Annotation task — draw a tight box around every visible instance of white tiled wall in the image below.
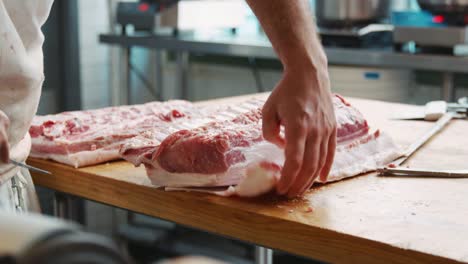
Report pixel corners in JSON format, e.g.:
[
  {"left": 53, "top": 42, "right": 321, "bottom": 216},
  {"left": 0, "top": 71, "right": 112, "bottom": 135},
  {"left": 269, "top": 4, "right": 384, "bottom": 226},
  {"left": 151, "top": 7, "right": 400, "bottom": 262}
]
[
  {"left": 78, "top": 0, "right": 113, "bottom": 110},
  {"left": 77, "top": 0, "right": 278, "bottom": 109}
]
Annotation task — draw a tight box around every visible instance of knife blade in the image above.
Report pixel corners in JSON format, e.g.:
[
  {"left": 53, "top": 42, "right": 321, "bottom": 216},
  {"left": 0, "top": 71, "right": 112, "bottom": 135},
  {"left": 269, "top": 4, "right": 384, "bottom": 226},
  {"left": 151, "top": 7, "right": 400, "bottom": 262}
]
[{"left": 9, "top": 159, "right": 51, "bottom": 175}]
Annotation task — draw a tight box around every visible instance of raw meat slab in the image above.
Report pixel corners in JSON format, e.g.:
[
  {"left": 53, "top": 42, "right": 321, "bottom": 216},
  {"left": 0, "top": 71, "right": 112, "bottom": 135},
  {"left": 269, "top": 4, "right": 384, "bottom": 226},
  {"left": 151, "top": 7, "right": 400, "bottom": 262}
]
[
  {"left": 29, "top": 100, "right": 198, "bottom": 167},
  {"left": 142, "top": 95, "right": 401, "bottom": 197}
]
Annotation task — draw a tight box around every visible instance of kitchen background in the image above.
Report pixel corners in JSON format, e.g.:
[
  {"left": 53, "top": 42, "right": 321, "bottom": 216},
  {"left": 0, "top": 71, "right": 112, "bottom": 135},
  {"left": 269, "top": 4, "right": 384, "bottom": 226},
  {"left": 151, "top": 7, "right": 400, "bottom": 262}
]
[
  {"left": 35, "top": 0, "right": 468, "bottom": 263},
  {"left": 39, "top": 0, "right": 468, "bottom": 115}
]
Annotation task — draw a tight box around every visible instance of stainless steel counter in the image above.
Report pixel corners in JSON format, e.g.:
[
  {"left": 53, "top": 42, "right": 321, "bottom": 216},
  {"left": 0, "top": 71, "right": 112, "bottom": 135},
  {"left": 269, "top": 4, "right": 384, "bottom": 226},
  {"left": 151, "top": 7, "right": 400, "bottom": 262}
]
[{"left": 99, "top": 32, "right": 468, "bottom": 103}]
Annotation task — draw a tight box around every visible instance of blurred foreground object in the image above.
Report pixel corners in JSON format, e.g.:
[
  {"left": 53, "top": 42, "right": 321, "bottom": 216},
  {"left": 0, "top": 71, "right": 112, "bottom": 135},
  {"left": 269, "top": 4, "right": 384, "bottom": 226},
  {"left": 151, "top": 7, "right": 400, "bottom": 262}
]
[{"left": 0, "top": 212, "right": 129, "bottom": 264}]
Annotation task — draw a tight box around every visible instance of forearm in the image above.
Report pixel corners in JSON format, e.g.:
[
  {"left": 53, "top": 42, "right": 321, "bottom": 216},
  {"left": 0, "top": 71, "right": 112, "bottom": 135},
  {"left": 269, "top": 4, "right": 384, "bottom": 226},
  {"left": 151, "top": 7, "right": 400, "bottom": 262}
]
[{"left": 245, "top": 0, "right": 326, "bottom": 72}]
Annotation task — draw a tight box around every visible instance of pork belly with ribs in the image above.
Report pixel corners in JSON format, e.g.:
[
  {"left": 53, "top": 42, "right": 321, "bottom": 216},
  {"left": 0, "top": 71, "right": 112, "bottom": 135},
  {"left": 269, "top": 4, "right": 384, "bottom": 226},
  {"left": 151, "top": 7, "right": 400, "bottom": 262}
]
[
  {"left": 139, "top": 95, "right": 401, "bottom": 197},
  {"left": 29, "top": 101, "right": 198, "bottom": 167}
]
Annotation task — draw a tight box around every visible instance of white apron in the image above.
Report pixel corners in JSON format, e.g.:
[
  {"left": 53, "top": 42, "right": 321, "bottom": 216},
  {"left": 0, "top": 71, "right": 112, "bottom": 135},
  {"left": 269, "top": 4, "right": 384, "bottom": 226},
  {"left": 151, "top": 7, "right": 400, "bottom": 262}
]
[{"left": 0, "top": 0, "right": 53, "bottom": 212}]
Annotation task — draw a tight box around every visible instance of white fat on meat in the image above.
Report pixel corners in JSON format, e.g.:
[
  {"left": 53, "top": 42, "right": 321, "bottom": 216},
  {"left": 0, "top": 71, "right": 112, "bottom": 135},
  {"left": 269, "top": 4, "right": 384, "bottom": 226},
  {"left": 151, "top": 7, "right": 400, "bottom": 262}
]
[
  {"left": 143, "top": 95, "right": 402, "bottom": 197},
  {"left": 30, "top": 98, "right": 265, "bottom": 168},
  {"left": 30, "top": 100, "right": 200, "bottom": 167},
  {"left": 165, "top": 162, "right": 280, "bottom": 197},
  {"left": 326, "top": 130, "right": 401, "bottom": 182},
  {"left": 156, "top": 130, "right": 402, "bottom": 197},
  {"left": 29, "top": 148, "right": 120, "bottom": 168},
  {"left": 233, "top": 162, "right": 280, "bottom": 197},
  {"left": 120, "top": 98, "right": 266, "bottom": 167}
]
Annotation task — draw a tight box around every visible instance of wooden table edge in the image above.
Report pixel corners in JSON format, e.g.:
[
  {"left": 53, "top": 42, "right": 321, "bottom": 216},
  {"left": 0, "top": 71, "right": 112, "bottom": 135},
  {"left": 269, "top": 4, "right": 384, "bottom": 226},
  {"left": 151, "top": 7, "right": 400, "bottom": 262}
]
[{"left": 28, "top": 158, "right": 463, "bottom": 264}]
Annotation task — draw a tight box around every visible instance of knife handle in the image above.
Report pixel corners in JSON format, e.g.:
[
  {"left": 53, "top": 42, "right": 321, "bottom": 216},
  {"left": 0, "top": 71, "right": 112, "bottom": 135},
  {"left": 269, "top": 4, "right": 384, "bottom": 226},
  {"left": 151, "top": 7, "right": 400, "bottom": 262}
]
[{"left": 424, "top": 101, "right": 447, "bottom": 121}]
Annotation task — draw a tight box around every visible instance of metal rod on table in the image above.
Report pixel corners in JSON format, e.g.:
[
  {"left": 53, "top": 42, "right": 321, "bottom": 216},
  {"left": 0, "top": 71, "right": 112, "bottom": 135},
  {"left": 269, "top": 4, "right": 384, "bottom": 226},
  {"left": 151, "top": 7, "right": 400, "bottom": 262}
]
[
  {"left": 176, "top": 51, "right": 190, "bottom": 100},
  {"left": 392, "top": 112, "right": 455, "bottom": 167},
  {"left": 378, "top": 167, "right": 468, "bottom": 178},
  {"left": 442, "top": 72, "right": 455, "bottom": 102},
  {"left": 255, "top": 246, "right": 273, "bottom": 264}
]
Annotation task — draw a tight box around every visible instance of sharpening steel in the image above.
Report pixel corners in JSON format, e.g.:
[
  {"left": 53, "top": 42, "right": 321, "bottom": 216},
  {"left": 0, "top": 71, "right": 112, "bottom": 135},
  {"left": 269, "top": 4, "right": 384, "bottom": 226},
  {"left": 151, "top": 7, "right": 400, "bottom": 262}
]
[
  {"left": 391, "top": 112, "right": 455, "bottom": 167},
  {"left": 379, "top": 112, "right": 458, "bottom": 178},
  {"left": 377, "top": 167, "right": 468, "bottom": 178},
  {"left": 9, "top": 159, "right": 51, "bottom": 175}
]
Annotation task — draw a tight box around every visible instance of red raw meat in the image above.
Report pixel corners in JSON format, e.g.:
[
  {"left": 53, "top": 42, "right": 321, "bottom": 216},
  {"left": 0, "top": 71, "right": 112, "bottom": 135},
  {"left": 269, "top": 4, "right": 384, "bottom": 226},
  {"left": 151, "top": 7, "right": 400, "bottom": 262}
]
[
  {"left": 30, "top": 98, "right": 265, "bottom": 168},
  {"left": 153, "top": 95, "right": 369, "bottom": 174},
  {"left": 143, "top": 95, "right": 401, "bottom": 197},
  {"left": 119, "top": 98, "right": 265, "bottom": 166},
  {"left": 29, "top": 93, "right": 401, "bottom": 198},
  {"left": 29, "top": 100, "right": 199, "bottom": 167},
  {"left": 155, "top": 108, "right": 264, "bottom": 174}
]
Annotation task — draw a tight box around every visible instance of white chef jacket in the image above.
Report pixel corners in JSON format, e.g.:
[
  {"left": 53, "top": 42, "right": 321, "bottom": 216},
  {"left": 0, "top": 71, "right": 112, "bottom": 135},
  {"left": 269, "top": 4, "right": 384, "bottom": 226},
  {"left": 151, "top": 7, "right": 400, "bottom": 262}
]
[{"left": 0, "top": 0, "right": 53, "bottom": 212}]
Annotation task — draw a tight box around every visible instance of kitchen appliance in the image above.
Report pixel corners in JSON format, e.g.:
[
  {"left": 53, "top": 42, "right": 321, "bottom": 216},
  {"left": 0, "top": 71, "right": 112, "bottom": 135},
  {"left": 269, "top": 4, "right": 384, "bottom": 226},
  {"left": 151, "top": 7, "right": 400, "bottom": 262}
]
[
  {"left": 314, "top": 0, "right": 393, "bottom": 48},
  {"left": 318, "top": 24, "right": 393, "bottom": 48},
  {"left": 116, "top": 0, "right": 246, "bottom": 35},
  {"left": 417, "top": 0, "right": 468, "bottom": 14},
  {"left": 393, "top": 0, "right": 468, "bottom": 55},
  {"left": 116, "top": 0, "right": 180, "bottom": 32},
  {"left": 315, "top": 0, "right": 392, "bottom": 28}
]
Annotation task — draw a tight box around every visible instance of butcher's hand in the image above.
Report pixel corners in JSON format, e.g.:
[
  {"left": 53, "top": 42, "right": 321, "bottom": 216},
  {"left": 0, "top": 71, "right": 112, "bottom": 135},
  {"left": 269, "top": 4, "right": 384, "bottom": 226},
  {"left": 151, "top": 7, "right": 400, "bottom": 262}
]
[
  {"left": 0, "top": 111, "right": 10, "bottom": 164},
  {"left": 262, "top": 62, "right": 337, "bottom": 198}
]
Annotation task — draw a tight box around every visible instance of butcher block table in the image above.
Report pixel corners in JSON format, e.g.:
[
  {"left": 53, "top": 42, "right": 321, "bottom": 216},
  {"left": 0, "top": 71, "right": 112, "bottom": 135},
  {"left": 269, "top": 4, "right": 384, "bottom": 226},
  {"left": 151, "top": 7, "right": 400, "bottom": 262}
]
[{"left": 28, "top": 94, "right": 468, "bottom": 264}]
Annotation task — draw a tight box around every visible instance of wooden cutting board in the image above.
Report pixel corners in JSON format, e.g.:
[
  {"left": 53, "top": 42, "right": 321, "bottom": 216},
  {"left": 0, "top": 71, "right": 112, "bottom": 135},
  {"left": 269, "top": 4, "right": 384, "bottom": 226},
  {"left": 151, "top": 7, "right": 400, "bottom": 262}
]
[{"left": 28, "top": 94, "right": 468, "bottom": 264}]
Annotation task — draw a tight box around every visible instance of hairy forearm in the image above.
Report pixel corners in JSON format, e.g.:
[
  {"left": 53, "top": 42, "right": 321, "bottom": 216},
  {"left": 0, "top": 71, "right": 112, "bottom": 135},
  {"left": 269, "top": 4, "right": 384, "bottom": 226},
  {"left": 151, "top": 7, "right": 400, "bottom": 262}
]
[{"left": 245, "top": 0, "right": 326, "bottom": 71}]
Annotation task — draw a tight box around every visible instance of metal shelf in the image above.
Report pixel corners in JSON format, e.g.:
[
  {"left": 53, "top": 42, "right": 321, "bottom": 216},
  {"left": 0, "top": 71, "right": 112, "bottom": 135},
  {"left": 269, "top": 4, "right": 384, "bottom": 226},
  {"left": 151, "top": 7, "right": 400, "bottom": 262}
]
[
  {"left": 100, "top": 33, "right": 468, "bottom": 73},
  {"left": 99, "top": 32, "right": 468, "bottom": 103}
]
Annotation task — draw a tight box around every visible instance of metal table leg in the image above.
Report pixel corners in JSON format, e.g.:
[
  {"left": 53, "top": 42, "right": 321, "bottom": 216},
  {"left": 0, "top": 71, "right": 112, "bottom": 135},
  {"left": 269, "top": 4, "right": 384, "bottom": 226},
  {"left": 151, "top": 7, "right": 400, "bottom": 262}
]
[
  {"left": 442, "top": 72, "right": 455, "bottom": 102},
  {"left": 255, "top": 246, "right": 273, "bottom": 264},
  {"left": 53, "top": 192, "right": 69, "bottom": 219},
  {"left": 109, "top": 46, "right": 120, "bottom": 106},
  {"left": 176, "top": 51, "right": 190, "bottom": 100},
  {"left": 53, "top": 192, "right": 85, "bottom": 225},
  {"left": 111, "top": 46, "right": 130, "bottom": 106},
  {"left": 155, "top": 50, "right": 164, "bottom": 100}
]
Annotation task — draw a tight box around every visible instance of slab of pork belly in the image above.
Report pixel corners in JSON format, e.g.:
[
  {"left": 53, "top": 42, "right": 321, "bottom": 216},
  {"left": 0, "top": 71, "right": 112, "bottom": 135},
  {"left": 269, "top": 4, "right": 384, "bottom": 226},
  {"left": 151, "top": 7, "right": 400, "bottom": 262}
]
[{"left": 142, "top": 95, "right": 401, "bottom": 197}]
